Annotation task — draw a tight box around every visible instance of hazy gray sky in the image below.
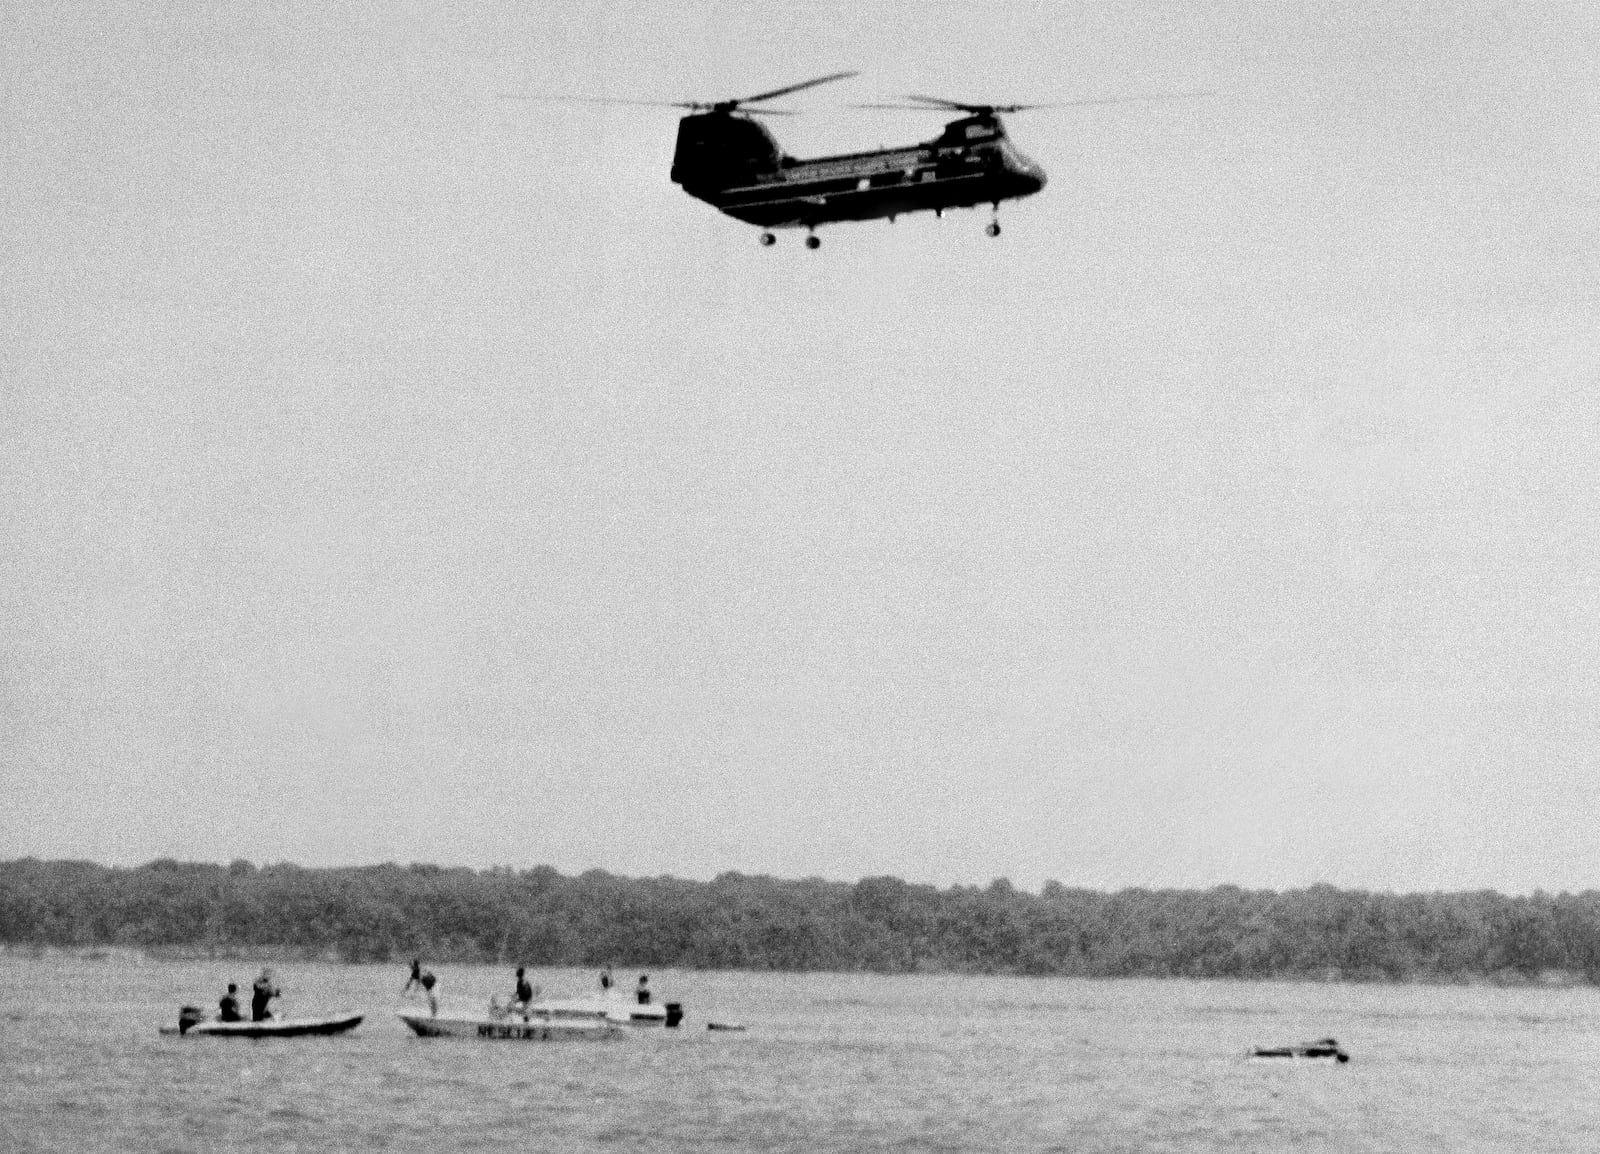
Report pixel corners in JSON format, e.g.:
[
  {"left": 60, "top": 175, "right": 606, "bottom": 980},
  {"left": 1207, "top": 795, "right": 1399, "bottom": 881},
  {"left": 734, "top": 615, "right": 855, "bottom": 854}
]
[{"left": 5, "top": 1, "right": 1599, "bottom": 893}]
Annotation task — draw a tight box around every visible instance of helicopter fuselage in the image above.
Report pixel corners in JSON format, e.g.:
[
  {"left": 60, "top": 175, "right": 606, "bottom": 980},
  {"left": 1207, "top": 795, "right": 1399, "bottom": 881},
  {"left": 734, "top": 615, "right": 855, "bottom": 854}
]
[{"left": 670, "top": 111, "right": 1046, "bottom": 232}]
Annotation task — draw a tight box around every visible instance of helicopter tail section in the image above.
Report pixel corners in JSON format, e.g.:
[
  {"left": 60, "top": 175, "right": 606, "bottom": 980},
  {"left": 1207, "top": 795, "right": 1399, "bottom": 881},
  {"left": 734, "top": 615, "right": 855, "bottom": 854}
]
[{"left": 670, "top": 113, "right": 786, "bottom": 190}]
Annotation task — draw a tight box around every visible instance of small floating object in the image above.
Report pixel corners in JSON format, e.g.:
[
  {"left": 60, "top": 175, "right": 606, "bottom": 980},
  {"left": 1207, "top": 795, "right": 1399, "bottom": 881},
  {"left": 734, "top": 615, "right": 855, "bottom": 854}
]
[
  {"left": 706, "top": 1021, "right": 746, "bottom": 1032},
  {"left": 1248, "top": 1037, "right": 1349, "bottom": 1062}
]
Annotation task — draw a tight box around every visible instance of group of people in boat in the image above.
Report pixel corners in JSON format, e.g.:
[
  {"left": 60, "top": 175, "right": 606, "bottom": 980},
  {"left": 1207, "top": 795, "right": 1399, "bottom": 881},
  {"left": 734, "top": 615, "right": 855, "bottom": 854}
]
[
  {"left": 210, "top": 961, "right": 653, "bottom": 1023},
  {"left": 601, "top": 966, "right": 654, "bottom": 1004},
  {"left": 217, "top": 968, "right": 280, "bottom": 1022},
  {"left": 396, "top": 960, "right": 654, "bottom": 1018},
  {"left": 401, "top": 959, "right": 547, "bottom": 1017}
]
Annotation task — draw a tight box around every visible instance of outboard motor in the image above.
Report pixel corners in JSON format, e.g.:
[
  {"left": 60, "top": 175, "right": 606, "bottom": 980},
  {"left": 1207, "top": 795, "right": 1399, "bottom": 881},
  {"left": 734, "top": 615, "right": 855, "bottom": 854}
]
[
  {"left": 664, "top": 1002, "right": 684, "bottom": 1028},
  {"left": 177, "top": 1005, "right": 205, "bottom": 1035}
]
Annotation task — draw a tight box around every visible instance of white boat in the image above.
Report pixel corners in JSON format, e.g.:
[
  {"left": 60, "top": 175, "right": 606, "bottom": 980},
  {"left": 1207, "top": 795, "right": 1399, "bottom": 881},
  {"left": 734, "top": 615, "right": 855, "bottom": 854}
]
[
  {"left": 529, "top": 994, "right": 683, "bottom": 1028},
  {"left": 397, "top": 1008, "right": 625, "bottom": 1041}
]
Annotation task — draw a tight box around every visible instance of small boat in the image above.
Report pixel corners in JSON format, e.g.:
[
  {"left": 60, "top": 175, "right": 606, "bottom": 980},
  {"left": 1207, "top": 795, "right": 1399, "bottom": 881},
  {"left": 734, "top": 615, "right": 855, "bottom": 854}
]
[
  {"left": 161, "top": 1006, "right": 363, "bottom": 1038},
  {"left": 1248, "top": 1037, "right": 1350, "bottom": 1062},
  {"left": 706, "top": 1021, "right": 746, "bottom": 1032},
  {"left": 397, "top": 1008, "right": 626, "bottom": 1041}
]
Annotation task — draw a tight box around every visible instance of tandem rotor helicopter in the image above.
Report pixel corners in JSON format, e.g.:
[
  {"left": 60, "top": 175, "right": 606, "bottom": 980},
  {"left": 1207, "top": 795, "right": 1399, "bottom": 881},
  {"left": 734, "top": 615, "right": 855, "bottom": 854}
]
[{"left": 516, "top": 72, "right": 1209, "bottom": 248}]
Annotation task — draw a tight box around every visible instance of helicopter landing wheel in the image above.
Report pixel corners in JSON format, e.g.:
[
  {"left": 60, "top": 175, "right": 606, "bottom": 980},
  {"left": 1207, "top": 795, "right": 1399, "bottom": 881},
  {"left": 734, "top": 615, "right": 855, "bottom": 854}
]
[
  {"left": 985, "top": 221, "right": 1001, "bottom": 238},
  {"left": 805, "top": 233, "right": 821, "bottom": 250},
  {"left": 759, "top": 232, "right": 776, "bottom": 247}
]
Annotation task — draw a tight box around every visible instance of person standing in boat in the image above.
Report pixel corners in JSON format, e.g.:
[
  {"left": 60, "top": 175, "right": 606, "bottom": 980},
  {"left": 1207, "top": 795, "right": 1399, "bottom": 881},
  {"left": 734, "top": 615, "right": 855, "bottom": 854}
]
[
  {"left": 250, "top": 968, "right": 279, "bottom": 1022},
  {"left": 600, "top": 967, "right": 613, "bottom": 995},
  {"left": 636, "top": 974, "right": 651, "bottom": 1005},
  {"left": 218, "top": 982, "right": 242, "bottom": 1022},
  {"left": 512, "top": 967, "right": 537, "bottom": 1011},
  {"left": 403, "top": 959, "right": 439, "bottom": 1016},
  {"left": 402, "top": 958, "right": 429, "bottom": 995}
]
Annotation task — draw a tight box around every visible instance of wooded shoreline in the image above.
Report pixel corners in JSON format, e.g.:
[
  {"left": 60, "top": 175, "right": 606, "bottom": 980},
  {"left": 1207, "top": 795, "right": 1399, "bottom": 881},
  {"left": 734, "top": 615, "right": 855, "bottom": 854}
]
[{"left": 5, "top": 858, "right": 1597, "bottom": 985}]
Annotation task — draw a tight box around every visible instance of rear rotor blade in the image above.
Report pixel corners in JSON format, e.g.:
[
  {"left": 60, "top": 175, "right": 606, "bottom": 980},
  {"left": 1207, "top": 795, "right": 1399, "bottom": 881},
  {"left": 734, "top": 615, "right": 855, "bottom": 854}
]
[
  {"left": 882, "top": 89, "right": 1215, "bottom": 115},
  {"left": 1013, "top": 89, "right": 1216, "bottom": 111}
]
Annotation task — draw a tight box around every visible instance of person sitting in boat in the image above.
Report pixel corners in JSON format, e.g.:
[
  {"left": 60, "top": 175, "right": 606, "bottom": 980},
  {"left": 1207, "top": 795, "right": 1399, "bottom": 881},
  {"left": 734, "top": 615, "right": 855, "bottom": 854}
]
[
  {"left": 218, "top": 983, "right": 242, "bottom": 1023},
  {"left": 636, "top": 974, "right": 651, "bottom": 1005},
  {"left": 251, "top": 969, "right": 280, "bottom": 1022}
]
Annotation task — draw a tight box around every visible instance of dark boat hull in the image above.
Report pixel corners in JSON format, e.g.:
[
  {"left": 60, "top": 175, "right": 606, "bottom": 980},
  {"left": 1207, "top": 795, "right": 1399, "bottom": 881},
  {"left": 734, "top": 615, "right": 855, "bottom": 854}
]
[
  {"left": 161, "top": 1013, "right": 363, "bottom": 1038},
  {"left": 1249, "top": 1038, "right": 1350, "bottom": 1062}
]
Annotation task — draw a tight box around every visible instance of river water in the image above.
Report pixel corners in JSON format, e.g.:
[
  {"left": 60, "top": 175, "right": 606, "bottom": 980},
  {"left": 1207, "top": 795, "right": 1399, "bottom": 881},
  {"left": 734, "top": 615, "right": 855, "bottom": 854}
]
[{"left": 6, "top": 954, "right": 1599, "bottom": 1152}]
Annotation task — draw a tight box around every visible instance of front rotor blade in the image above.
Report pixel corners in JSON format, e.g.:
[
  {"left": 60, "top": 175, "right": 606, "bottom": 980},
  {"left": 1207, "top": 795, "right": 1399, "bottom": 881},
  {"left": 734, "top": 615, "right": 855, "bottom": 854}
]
[
  {"left": 737, "top": 71, "right": 858, "bottom": 106},
  {"left": 903, "top": 94, "right": 984, "bottom": 112},
  {"left": 497, "top": 94, "right": 705, "bottom": 110}
]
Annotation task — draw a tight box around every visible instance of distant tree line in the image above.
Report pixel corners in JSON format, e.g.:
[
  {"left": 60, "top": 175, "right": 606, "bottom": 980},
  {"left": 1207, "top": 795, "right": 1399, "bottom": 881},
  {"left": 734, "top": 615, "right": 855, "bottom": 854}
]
[{"left": 3, "top": 858, "right": 1599, "bottom": 984}]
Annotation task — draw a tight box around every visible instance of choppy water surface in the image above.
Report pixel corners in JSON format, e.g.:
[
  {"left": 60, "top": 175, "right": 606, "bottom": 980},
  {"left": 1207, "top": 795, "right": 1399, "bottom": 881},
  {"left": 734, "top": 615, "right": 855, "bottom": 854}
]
[{"left": 6, "top": 955, "right": 1599, "bottom": 1152}]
